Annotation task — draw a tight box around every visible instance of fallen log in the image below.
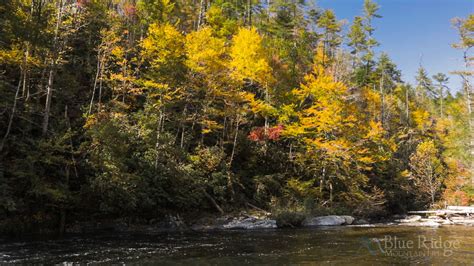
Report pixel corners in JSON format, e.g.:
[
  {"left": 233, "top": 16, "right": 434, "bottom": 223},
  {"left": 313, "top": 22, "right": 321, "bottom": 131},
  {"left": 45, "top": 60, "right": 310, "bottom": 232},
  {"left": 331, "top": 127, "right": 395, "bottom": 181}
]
[
  {"left": 447, "top": 206, "right": 474, "bottom": 212},
  {"left": 408, "top": 210, "right": 471, "bottom": 215}
]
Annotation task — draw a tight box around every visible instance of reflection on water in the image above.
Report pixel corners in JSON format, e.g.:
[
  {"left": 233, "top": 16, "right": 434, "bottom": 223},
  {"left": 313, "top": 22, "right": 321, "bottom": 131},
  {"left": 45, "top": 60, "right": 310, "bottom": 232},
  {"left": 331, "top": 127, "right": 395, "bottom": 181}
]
[{"left": 1, "top": 226, "right": 474, "bottom": 264}]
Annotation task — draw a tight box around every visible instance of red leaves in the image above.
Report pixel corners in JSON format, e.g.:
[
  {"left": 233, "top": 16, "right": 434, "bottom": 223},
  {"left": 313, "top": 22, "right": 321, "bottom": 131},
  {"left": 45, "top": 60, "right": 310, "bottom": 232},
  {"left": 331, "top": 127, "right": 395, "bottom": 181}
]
[
  {"left": 124, "top": 3, "right": 137, "bottom": 18},
  {"left": 76, "top": 0, "right": 89, "bottom": 8},
  {"left": 248, "top": 127, "right": 264, "bottom": 141},
  {"left": 268, "top": 124, "right": 284, "bottom": 140},
  {"left": 248, "top": 125, "right": 284, "bottom": 141}
]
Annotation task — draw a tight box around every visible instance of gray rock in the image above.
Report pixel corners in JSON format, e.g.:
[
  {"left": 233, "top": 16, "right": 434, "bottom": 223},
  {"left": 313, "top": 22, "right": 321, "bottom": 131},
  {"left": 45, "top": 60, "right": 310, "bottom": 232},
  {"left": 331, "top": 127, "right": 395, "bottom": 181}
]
[
  {"left": 303, "top": 215, "right": 354, "bottom": 226},
  {"left": 403, "top": 221, "right": 441, "bottom": 227},
  {"left": 190, "top": 224, "right": 220, "bottom": 231},
  {"left": 223, "top": 217, "right": 277, "bottom": 229},
  {"left": 341, "top": 216, "right": 355, "bottom": 225},
  {"left": 349, "top": 224, "right": 376, "bottom": 227},
  {"left": 396, "top": 215, "right": 422, "bottom": 223},
  {"left": 442, "top": 219, "right": 454, "bottom": 225},
  {"left": 452, "top": 219, "right": 474, "bottom": 225},
  {"left": 353, "top": 218, "right": 369, "bottom": 225}
]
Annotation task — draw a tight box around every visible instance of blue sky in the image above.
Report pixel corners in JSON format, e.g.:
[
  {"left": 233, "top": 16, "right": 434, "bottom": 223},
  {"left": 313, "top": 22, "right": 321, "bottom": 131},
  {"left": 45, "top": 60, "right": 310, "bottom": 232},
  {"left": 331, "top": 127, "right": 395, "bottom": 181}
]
[{"left": 316, "top": 0, "right": 473, "bottom": 92}]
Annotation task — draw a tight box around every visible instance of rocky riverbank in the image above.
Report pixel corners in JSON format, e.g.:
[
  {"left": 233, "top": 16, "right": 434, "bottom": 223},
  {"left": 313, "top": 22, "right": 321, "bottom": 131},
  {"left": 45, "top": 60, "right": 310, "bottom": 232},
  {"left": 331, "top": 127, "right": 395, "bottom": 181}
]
[
  {"left": 390, "top": 206, "right": 474, "bottom": 227},
  {"left": 66, "top": 212, "right": 361, "bottom": 233},
  {"left": 64, "top": 206, "right": 474, "bottom": 234},
  {"left": 391, "top": 215, "right": 474, "bottom": 227}
]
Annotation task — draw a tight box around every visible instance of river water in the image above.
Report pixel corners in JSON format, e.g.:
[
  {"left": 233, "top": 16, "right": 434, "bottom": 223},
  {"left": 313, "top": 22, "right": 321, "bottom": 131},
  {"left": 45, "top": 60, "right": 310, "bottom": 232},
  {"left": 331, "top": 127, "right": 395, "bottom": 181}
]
[{"left": 1, "top": 226, "right": 474, "bottom": 264}]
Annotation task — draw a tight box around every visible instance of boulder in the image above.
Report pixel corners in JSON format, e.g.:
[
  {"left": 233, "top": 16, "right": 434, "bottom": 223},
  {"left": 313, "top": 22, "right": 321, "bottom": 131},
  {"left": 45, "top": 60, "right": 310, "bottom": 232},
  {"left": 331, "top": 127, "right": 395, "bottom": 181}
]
[
  {"left": 442, "top": 219, "right": 454, "bottom": 225},
  {"left": 190, "top": 224, "right": 220, "bottom": 231},
  {"left": 403, "top": 221, "right": 441, "bottom": 227},
  {"left": 452, "top": 219, "right": 474, "bottom": 225},
  {"left": 341, "top": 216, "right": 355, "bottom": 225},
  {"left": 303, "top": 215, "right": 354, "bottom": 226},
  {"left": 396, "top": 215, "right": 422, "bottom": 223},
  {"left": 223, "top": 217, "right": 277, "bottom": 229},
  {"left": 353, "top": 218, "right": 369, "bottom": 225}
]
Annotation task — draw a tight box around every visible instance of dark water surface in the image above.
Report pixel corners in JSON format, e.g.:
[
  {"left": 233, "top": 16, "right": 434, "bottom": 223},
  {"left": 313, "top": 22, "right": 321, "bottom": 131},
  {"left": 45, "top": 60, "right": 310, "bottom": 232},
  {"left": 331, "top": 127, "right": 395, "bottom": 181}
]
[{"left": 1, "top": 226, "right": 474, "bottom": 265}]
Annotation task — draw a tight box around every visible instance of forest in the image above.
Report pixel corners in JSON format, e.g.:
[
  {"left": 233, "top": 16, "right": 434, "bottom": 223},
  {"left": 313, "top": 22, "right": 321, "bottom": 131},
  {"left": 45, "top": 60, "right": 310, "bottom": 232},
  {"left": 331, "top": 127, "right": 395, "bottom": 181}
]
[{"left": 0, "top": 0, "right": 473, "bottom": 234}]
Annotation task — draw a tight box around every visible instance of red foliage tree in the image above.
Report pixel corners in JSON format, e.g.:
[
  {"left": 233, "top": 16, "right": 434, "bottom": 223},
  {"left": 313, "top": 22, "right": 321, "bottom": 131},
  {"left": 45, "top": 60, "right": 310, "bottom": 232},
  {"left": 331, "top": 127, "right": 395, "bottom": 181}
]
[{"left": 248, "top": 125, "right": 283, "bottom": 141}]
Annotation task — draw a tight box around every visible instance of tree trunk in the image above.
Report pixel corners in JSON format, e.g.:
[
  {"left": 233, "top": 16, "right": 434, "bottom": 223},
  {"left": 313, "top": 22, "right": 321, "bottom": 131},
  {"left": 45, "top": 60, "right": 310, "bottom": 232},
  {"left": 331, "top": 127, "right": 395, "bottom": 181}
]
[
  {"left": 405, "top": 86, "right": 410, "bottom": 125},
  {"left": 440, "top": 85, "right": 444, "bottom": 117},
  {"left": 329, "top": 182, "right": 333, "bottom": 203},
  {"left": 460, "top": 49, "right": 474, "bottom": 185},
  {"left": 180, "top": 104, "right": 188, "bottom": 149},
  {"left": 0, "top": 76, "right": 22, "bottom": 153},
  {"left": 203, "top": 189, "right": 224, "bottom": 214},
  {"left": 22, "top": 46, "right": 29, "bottom": 99},
  {"left": 229, "top": 115, "right": 239, "bottom": 167},
  {"left": 59, "top": 208, "right": 66, "bottom": 235},
  {"left": 154, "top": 109, "right": 164, "bottom": 169},
  {"left": 42, "top": 67, "right": 55, "bottom": 135},
  {"left": 466, "top": 81, "right": 474, "bottom": 185},
  {"left": 320, "top": 167, "right": 326, "bottom": 193},
  {"left": 42, "top": 0, "right": 63, "bottom": 135},
  {"left": 197, "top": 0, "right": 205, "bottom": 29},
  {"left": 247, "top": 0, "right": 252, "bottom": 26},
  {"left": 227, "top": 115, "right": 240, "bottom": 201},
  {"left": 379, "top": 69, "right": 385, "bottom": 128},
  {"left": 88, "top": 51, "right": 101, "bottom": 115},
  {"left": 98, "top": 57, "right": 104, "bottom": 109}
]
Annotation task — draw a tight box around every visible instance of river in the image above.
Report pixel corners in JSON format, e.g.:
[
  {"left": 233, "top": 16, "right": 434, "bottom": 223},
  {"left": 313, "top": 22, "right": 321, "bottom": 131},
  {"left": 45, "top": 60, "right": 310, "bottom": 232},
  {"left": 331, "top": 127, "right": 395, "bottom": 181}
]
[{"left": 1, "top": 226, "right": 474, "bottom": 264}]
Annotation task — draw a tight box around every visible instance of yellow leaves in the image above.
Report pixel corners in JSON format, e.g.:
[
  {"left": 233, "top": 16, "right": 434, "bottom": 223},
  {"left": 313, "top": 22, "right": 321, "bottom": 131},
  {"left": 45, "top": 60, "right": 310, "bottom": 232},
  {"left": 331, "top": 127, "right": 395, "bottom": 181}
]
[
  {"left": 291, "top": 50, "right": 348, "bottom": 136},
  {"left": 305, "top": 138, "right": 350, "bottom": 158},
  {"left": 284, "top": 47, "right": 354, "bottom": 143},
  {"left": 363, "top": 88, "right": 381, "bottom": 105},
  {"left": 278, "top": 104, "right": 296, "bottom": 124},
  {"left": 281, "top": 123, "right": 306, "bottom": 138},
  {"left": 110, "top": 111, "right": 126, "bottom": 120},
  {"left": 295, "top": 69, "right": 346, "bottom": 102},
  {"left": 415, "top": 140, "right": 438, "bottom": 157},
  {"left": 280, "top": 44, "right": 400, "bottom": 177},
  {"left": 292, "top": 66, "right": 347, "bottom": 135},
  {"left": 358, "top": 156, "right": 375, "bottom": 164},
  {"left": 229, "top": 27, "right": 272, "bottom": 84},
  {"left": 286, "top": 178, "right": 319, "bottom": 198},
  {"left": 139, "top": 23, "right": 185, "bottom": 106},
  {"left": 412, "top": 109, "right": 431, "bottom": 132},
  {"left": 312, "top": 43, "right": 330, "bottom": 74},
  {"left": 434, "top": 117, "right": 452, "bottom": 140},
  {"left": 0, "top": 45, "right": 41, "bottom": 67},
  {"left": 400, "top": 170, "right": 411, "bottom": 178},
  {"left": 84, "top": 114, "right": 98, "bottom": 129},
  {"left": 111, "top": 46, "right": 124, "bottom": 58},
  {"left": 365, "top": 120, "right": 384, "bottom": 140},
  {"left": 185, "top": 27, "right": 226, "bottom": 75},
  {"left": 201, "top": 119, "right": 221, "bottom": 134},
  {"left": 84, "top": 111, "right": 125, "bottom": 129},
  {"left": 0, "top": 47, "right": 23, "bottom": 65},
  {"left": 142, "top": 80, "right": 169, "bottom": 90},
  {"left": 241, "top": 91, "right": 276, "bottom": 116},
  {"left": 109, "top": 73, "right": 133, "bottom": 83},
  {"left": 141, "top": 23, "right": 184, "bottom": 69}
]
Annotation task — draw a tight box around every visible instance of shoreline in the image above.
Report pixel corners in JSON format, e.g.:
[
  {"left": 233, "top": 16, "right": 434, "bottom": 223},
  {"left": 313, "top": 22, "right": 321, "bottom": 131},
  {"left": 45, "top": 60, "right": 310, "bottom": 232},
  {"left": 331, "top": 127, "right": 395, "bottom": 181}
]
[{"left": 3, "top": 206, "right": 474, "bottom": 237}]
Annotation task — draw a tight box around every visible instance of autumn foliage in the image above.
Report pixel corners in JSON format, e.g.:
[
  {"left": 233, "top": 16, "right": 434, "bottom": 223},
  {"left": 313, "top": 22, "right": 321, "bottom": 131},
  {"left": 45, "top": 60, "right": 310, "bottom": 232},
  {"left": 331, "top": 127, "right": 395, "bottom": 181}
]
[{"left": 0, "top": 0, "right": 472, "bottom": 233}]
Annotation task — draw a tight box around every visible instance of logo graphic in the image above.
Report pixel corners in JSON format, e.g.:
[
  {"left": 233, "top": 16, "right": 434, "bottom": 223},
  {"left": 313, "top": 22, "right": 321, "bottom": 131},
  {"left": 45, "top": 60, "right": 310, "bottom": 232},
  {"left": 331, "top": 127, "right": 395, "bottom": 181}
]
[{"left": 359, "top": 235, "right": 462, "bottom": 258}]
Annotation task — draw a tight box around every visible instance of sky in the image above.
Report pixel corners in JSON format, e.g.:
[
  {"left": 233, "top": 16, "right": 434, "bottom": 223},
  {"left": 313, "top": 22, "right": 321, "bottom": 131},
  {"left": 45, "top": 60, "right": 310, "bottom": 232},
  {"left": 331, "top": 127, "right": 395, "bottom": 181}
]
[{"left": 316, "top": 0, "right": 473, "bottom": 92}]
